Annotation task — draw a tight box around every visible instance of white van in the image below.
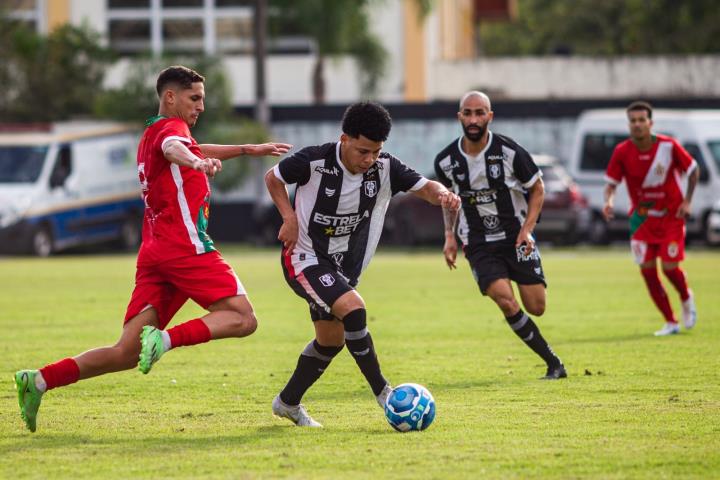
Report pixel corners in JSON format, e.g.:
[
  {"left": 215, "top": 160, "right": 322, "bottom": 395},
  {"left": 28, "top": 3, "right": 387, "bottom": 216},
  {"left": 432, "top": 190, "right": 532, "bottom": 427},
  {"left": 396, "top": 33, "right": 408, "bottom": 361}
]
[
  {"left": 0, "top": 122, "right": 143, "bottom": 256},
  {"left": 568, "top": 109, "right": 720, "bottom": 243}
]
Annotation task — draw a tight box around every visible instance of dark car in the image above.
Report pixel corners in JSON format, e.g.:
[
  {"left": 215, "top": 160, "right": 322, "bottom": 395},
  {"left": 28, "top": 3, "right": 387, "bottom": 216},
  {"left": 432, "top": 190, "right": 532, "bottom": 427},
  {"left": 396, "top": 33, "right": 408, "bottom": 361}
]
[{"left": 382, "top": 154, "right": 591, "bottom": 245}]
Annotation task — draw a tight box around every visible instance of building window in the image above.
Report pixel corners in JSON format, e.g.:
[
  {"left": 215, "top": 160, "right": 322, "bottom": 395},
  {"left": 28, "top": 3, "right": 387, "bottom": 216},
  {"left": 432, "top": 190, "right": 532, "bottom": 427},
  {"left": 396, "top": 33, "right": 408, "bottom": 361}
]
[
  {"left": 1, "top": 0, "right": 41, "bottom": 33},
  {"left": 108, "top": 0, "right": 150, "bottom": 7},
  {"left": 109, "top": 19, "right": 152, "bottom": 54},
  {"left": 106, "top": 0, "right": 309, "bottom": 56},
  {"left": 163, "top": 18, "right": 203, "bottom": 53}
]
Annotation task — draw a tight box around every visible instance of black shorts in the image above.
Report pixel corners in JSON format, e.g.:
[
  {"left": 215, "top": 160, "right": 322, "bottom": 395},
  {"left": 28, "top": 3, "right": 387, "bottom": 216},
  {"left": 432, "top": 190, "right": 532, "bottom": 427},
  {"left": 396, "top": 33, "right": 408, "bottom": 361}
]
[
  {"left": 465, "top": 243, "right": 547, "bottom": 295},
  {"left": 282, "top": 262, "right": 353, "bottom": 321}
]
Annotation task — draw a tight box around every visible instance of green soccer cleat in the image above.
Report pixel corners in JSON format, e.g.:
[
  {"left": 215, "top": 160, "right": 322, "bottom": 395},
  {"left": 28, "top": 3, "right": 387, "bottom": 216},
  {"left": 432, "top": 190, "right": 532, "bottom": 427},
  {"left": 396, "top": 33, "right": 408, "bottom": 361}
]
[
  {"left": 15, "top": 370, "right": 44, "bottom": 433},
  {"left": 139, "top": 326, "right": 165, "bottom": 374}
]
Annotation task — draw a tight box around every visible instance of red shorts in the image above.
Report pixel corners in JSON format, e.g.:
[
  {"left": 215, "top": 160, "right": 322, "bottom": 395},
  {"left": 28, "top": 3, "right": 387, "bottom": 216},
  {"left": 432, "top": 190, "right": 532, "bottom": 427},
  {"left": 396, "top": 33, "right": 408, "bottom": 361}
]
[
  {"left": 630, "top": 218, "right": 686, "bottom": 264},
  {"left": 124, "top": 251, "right": 245, "bottom": 329}
]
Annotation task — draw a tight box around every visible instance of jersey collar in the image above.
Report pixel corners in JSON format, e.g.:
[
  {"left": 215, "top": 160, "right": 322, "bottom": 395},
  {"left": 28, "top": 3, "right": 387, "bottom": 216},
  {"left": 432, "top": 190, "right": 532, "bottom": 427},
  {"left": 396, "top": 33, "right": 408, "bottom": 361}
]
[
  {"left": 458, "top": 130, "right": 493, "bottom": 162},
  {"left": 145, "top": 114, "right": 167, "bottom": 127}
]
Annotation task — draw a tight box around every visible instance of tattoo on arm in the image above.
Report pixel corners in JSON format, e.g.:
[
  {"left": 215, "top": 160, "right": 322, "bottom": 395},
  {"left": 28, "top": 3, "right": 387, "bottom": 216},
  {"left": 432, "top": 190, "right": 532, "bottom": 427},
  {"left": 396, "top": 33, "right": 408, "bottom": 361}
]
[{"left": 442, "top": 205, "right": 458, "bottom": 234}]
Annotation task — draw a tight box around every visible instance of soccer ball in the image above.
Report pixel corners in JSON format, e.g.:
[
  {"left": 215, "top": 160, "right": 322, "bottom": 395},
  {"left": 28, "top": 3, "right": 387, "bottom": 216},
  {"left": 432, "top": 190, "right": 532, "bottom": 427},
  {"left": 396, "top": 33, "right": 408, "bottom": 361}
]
[{"left": 383, "top": 383, "right": 436, "bottom": 432}]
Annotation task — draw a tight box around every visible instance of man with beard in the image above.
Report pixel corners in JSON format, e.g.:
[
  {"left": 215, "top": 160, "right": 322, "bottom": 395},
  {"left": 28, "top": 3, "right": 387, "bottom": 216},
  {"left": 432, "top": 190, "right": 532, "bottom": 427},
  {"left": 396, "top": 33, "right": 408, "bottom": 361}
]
[{"left": 433, "top": 91, "right": 566, "bottom": 379}]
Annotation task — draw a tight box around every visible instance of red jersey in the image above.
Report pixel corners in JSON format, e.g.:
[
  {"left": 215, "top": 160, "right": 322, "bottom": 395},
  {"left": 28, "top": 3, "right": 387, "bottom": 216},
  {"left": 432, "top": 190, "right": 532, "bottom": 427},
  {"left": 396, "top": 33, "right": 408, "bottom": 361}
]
[
  {"left": 136, "top": 116, "right": 215, "bottom": 266},
  {"left": 605, "top": 134, "right": 696, "bottom": 239}
]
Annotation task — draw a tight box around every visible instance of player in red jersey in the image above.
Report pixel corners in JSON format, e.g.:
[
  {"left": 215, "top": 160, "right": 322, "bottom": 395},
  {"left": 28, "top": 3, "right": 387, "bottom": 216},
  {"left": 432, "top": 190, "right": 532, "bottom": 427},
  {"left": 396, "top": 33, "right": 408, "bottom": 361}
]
[
  {"left": 14, "top": 65, "right": 292, "bottom": 432},
  {"left": 603, "top": 101, "right": 699, "bottom": 336}
]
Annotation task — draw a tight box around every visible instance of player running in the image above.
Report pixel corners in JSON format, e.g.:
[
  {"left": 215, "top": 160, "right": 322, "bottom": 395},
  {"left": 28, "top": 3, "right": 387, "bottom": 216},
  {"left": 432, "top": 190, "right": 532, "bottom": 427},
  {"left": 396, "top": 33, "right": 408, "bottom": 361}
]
[
  {"left": 265, "top": 101, "right": 460, "bottom": 427},
  {"left": 435, "top": 91, "right": 566, "bottom": 380},
  {"left": 14, "top": 65, "right": 291, "bottom": 432},
  {"left": 603, "top": 101, "right": 699, "bottom": 336}
]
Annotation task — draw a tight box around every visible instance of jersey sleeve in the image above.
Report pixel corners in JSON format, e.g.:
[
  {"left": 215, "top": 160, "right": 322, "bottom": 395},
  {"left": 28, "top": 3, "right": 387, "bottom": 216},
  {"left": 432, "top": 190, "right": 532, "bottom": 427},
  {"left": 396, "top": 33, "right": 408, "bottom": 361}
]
[
  {"left": 511, "top": 145, "right": 541, "bottom": 188},
  {"left": 433, "top": 153, "right": 453, "bottom": 188},
  {"left": 157, "top": 118, "right": 193, "bottom": 153},
  {"left": 605, "top": 143, "right": 625, "bottom": 185},
  {"left": 274, "top": 148, "right": 312, "bottom": 186},
  {"left": 389, "top": 155, "right": 428, "bottom": 195},
  {"left": 672, "top": 139, "right": 697, "bottom": 174}
]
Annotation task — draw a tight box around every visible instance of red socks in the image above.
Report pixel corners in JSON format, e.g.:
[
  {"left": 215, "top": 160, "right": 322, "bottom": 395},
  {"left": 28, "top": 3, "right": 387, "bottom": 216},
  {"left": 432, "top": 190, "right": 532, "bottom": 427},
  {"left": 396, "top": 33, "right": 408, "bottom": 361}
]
[
  {"left": 167, "top": 318, "right": 211, "bottom": 348},
  {"left": 640, "top": 268, "right": 676, "bottom": 323},
  {"left": 663, "top": 267, "right": 690, "bottom": 301},
  {"left": 39, "top": 357, "right": 80, "bottom": 391}
]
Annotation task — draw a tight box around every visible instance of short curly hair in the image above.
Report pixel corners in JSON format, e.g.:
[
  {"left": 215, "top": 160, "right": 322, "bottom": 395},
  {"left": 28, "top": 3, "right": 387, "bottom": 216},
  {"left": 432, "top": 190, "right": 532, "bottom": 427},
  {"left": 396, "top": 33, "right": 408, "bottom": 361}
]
[
  {"left": 156, "top": 65, "right": 205, "bottom": 96},
  {"left": 341, "top": 102, "right": 392, "bottom": 142}
]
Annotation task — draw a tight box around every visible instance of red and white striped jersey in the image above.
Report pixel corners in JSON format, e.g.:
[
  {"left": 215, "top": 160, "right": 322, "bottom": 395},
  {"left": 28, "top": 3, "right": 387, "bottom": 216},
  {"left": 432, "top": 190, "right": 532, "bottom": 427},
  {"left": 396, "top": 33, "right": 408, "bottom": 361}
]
[{"left": 136, "top": 116, "right": 214, "bottom": 266}]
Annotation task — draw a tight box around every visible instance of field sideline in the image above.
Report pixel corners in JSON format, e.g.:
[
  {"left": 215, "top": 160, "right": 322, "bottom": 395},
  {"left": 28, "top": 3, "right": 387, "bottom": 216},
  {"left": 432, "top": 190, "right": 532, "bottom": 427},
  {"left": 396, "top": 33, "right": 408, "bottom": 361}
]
[{"left": 1, "top": 246, "right": 718, "bottom": 479}]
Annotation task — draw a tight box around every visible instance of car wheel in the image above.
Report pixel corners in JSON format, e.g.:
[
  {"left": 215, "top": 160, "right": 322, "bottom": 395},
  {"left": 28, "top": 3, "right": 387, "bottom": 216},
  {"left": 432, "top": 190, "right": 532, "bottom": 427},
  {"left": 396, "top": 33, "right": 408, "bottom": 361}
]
[
  {"left": 588, "top": 214, "right": 609, "bottom": 245},
  {"left": 31, "top": 226, "right": 53, "bottom": 257}
]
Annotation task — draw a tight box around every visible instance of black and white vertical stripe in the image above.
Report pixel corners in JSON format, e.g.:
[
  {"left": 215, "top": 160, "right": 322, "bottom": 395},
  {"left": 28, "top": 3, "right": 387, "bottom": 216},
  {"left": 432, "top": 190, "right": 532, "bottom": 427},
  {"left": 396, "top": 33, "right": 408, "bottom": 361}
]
[
  {"left": 274, "top": 142, "right": 427, "bottom": 285},
  {"left": 434, "top": 132, "right": 541, "bottom": 248}
]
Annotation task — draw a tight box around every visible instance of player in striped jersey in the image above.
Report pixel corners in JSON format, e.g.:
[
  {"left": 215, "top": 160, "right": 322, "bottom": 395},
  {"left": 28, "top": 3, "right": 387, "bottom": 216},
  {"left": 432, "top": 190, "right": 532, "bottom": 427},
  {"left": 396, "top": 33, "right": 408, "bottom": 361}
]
[
  {"left": 266, "top": 102, "right": 460, "bottom": 427},
  {"left": 435, "top": 91, "right": 566, "bottom": 380},
  {"left": 14, "top": 65, "right": 292, "bottom": 432}
]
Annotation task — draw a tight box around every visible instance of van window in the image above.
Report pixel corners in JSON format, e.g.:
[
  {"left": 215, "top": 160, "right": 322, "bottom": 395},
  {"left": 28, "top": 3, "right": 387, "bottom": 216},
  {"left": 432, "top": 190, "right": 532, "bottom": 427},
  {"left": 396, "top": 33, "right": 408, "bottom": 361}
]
[
  {"left": 49, "top": 145, "right": 72, "bottom": 188},
  {"left": 682, "top": 143, "right": 709, "bottom": 184},
  {"left": 580, "top": 134, "right": 627, "bottom": 171},
  {"left": 708, "top": 141, "right": 720, "bottom": 174},
  {"left": 0, "top": 146, "right": 48, "bottom": 183}
]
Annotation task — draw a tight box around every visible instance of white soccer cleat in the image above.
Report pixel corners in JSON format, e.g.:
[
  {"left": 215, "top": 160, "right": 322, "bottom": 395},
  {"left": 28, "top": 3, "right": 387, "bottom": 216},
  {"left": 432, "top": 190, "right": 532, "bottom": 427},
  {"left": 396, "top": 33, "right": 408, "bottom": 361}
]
[
  {"left": 681, "top": 291, "right": 697, "bottom": 329},
  {"left": 654, "top": 322, "right": 680, "bottom": 337},
  {"left": 272, "top": 395, "right": 322, "bottom": 427},
  {"left": 376, "top": 384, "right": 393, "bottom": 409}
]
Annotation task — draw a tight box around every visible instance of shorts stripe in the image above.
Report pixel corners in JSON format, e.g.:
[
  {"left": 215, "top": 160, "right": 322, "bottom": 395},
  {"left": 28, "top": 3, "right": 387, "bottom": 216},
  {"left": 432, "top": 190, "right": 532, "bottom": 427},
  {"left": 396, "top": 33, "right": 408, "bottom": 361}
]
[{"left": 296, "top": 272, "right": 329, "bottom": 310}]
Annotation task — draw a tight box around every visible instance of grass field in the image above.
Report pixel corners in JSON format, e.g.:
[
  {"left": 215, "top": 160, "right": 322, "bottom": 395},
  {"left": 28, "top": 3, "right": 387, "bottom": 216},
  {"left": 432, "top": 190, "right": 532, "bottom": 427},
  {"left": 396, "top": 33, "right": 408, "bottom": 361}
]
[{"left": 1, "top": 246, "right": 718, "bottom": 479}]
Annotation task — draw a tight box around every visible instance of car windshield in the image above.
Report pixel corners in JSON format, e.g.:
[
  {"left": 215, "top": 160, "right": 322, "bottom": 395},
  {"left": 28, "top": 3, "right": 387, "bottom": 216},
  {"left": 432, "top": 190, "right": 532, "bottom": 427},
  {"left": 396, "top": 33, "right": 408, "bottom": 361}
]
[
  {"left": 0, "top": 146, "right": 48, "bottom": 183},
  {"left": 707, "top": 140, "right": 720, "bottom": 173}
]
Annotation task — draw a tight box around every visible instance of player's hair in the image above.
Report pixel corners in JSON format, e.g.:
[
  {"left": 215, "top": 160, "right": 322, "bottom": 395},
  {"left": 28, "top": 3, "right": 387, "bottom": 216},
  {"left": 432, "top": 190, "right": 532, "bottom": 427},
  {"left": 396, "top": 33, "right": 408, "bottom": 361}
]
[
  {"left": 341, "top": 102, "right": 392, "bottom": 142},
  {"left": 156, "top": 65, "right": 205, "bottom": 96},
  {"left": 626, "top": 100, "right": 653, "bottom": 119}
]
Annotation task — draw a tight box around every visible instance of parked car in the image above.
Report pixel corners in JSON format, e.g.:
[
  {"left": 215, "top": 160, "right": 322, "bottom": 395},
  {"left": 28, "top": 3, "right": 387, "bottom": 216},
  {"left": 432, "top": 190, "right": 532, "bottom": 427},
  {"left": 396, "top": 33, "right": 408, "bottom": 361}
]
[{"left": 382, "top": 154, "right": 590, "bottom": 245}]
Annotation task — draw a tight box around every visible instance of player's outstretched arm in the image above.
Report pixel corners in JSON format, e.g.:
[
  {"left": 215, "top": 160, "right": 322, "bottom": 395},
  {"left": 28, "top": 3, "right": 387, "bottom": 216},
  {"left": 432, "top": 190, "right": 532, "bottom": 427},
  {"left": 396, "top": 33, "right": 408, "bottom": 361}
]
[
  {"left": 163, "top": 139, "right": 219, "bottom": 175},
  {"left": 199, "top": 143, "right": 292, "bottom": 160},
  {"left": 264, "top": 168, "right": 298, "bottom": 253}
]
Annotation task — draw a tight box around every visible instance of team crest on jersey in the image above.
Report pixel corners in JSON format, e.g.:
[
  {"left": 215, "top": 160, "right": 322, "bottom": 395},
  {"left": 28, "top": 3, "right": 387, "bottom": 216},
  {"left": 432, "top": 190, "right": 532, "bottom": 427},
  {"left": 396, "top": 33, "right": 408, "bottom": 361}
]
[
  {"left": 364, "top": 181, "right": 378, "bottom": 197},
  {"left": 332, "top": 252, "right": 344, "bottom": 266},
  {"left": 325, "top": 187, "right": 336, "bottom": 197},
  {"left": 483, "top": 215, "right": 500, "bottom": 230},
  {"left": 319, "top": 273, "right": 335, "bottom": 287},
  {"left": 489, "top": 164, "right": 501, "bottom": 179},
  {"left": 667, "top": 241, "right": 679, "bottom": 258}
]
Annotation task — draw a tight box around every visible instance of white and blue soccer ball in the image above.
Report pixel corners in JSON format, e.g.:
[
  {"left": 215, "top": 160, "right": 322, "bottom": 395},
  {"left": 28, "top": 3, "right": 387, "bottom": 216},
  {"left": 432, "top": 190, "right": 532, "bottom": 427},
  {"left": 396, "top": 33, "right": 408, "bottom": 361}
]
[{"left": 383, "top": 383, "right": 436, "bottom": 432}]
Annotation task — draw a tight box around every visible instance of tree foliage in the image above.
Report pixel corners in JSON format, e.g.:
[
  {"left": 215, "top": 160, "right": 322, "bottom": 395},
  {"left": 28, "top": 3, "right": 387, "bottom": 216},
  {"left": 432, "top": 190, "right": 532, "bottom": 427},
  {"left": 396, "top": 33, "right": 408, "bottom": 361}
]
[
  {"left": 0, "top": 19, "right": 113, "bottom": 121},
  {"left": 479, "top": 0, "right": 720, "bottom": 56},
  {"left": 268, "top": 0, "right": 387, "bottom": 102},
  {"left": 95, "top": 55, "right": 271, "bottom": 192}
]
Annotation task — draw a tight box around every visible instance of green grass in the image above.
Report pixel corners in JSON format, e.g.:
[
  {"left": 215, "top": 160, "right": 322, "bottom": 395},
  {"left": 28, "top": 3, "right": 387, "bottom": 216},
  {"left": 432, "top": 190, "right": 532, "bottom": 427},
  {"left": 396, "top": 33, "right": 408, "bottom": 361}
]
[{"left": 1, "top": 246, "right": 719, "bottom": 479}]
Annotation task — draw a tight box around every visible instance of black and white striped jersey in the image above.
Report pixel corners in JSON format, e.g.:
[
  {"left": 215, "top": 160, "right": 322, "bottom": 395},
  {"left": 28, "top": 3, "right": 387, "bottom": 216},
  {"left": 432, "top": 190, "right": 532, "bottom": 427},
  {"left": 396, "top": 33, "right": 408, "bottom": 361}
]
[
  {"left": 273, "top": 141, "right": 428, "bottom": 286},
  {"left": 434, "top": 132, "right": 541, "bottom": 248}
]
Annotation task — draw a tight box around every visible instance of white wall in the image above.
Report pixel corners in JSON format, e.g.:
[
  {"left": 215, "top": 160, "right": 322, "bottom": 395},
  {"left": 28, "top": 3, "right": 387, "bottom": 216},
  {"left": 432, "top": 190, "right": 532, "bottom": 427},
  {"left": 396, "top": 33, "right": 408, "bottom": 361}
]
[{"left": 428, "top": 55, "right": 720, "bottom": 101}]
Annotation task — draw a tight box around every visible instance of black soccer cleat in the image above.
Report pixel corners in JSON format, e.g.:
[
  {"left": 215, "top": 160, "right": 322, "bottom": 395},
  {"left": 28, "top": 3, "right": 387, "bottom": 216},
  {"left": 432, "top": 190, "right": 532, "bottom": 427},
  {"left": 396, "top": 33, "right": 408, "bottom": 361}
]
[{"left": 541, "top": 364, "right": 567, "bottom": 380}]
